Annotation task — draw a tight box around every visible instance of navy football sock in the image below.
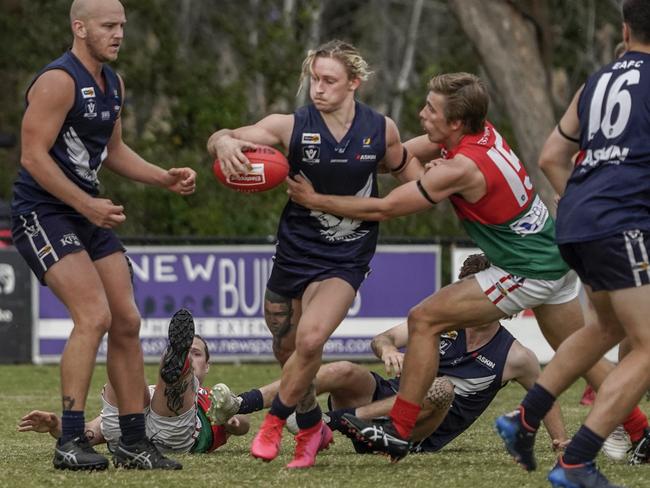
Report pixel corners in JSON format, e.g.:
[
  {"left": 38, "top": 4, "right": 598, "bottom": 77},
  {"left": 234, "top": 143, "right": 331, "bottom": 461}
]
[
  {"left": 238, "top": 389, "right": 264, "bottom": 414},
  {"left": 119, "top": 413, "right": 146, "bottom": 445},
  {"left": 269, "top": 394, "right": 295, "bottom": 420},
  {"left": 296, "top": 404, "right": 323, "bottom": 430},
  {"left": 520, "top": 383, "right": 556, "bottom": 431},
  {"left": 563, "top": 425, "right": 605, "bottom": 465},
  {"left": 60, "top": 410, "right": 85, "bottom": 445}
]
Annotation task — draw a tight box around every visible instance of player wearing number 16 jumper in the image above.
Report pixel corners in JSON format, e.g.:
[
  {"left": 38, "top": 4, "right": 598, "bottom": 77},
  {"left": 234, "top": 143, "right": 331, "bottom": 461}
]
[
  {"left": 498, "top": 1, "right": 650, "bottom": 486},
  {"left": 287, "top": 72, "right": 632, "bottom": 465}
]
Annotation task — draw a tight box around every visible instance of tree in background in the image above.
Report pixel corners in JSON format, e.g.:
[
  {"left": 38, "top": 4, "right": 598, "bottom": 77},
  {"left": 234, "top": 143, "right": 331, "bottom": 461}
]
[{"left": 0, "top": 0, "right": 622, "bottom": 238}]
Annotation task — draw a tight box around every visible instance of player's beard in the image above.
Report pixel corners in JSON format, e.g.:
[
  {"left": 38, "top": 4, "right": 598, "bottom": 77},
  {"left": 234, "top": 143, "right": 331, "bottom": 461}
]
[{"left": 86, "top": 34, "right": 118, "bottom": 63}]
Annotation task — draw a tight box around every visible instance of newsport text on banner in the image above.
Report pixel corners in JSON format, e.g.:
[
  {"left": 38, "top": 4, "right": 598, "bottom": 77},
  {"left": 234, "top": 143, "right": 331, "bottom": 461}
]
[{"left": 33, "top": 245, "right": 441, "bottom": 363}]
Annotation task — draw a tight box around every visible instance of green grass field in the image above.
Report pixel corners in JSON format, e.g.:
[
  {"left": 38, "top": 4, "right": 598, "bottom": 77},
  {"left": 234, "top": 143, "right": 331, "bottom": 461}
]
[{"left": 2, "top": 363, "right": 648, "bottom": 488}]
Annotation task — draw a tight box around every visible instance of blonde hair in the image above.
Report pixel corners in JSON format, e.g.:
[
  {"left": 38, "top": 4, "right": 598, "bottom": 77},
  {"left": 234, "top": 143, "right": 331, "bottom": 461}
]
[
  {"left": 428, "top": 73, "right": 488, "bottom": 134},
  {"left": 297, "top": 40, "right": 372, "bottom": 95}
]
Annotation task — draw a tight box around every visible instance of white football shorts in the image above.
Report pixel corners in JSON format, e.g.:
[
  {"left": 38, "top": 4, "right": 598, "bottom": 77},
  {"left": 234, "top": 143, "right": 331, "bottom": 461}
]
[{"left": 474, "top": 264, "right": 579, "bottom": 316}]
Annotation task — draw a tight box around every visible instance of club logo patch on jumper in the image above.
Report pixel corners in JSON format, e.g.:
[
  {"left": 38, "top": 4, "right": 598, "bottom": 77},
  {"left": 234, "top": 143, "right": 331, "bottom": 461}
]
[
  {"left": 439, "top": 339, "right": 453, "bottom": 356},
  {"left": 302, "top": 146, "right": 320, "bottom": 163},
  {"left": 81, "top": 87, "right": 96, "bottom": 99},
  {"left": 301, "top": 133, "right": 321, "bottom": 144},
  {"left": 362, "top": 137, "right": 372, "bottom": 147},
  {"left": 83, "top": 100, "right": 97, "bottom": 119}
]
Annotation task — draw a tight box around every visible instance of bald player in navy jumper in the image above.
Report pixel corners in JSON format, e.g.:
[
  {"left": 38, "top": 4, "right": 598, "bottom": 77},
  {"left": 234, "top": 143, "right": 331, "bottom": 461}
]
[
  {"left": 207, "top": 39, "right": 422, "bottom": 468},
  {"left": 10, "top": 0, "right": 195, "bottom": 471},
  {"left": 496, "top": 1, "right": 650, "bottom": 486}
]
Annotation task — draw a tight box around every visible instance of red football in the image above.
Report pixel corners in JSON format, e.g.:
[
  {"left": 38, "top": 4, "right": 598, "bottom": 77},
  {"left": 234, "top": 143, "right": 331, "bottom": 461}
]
[{"left": 213, "top": 145, "right": 289, "bottom": 193}]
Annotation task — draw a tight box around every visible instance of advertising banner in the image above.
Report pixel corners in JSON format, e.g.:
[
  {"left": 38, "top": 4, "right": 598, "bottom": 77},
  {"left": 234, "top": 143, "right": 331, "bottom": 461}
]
[
  {"left": 35, "top": 245, "right": 440, "bottom": 363},
  {"left": 0, "top": 249, "right": 33, "bottom": 363}
]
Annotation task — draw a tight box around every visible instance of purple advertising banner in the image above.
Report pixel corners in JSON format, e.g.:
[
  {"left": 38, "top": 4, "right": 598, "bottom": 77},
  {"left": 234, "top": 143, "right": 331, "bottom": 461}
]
[{"left": 35, "top": 245, "right": 440, "bottom": 363}]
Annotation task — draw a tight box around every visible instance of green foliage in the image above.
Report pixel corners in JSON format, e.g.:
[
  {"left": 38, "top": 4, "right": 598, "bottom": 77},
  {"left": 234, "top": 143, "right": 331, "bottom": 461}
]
[{"left": 0, "top": 0, "right": 627, "bottom": 241}]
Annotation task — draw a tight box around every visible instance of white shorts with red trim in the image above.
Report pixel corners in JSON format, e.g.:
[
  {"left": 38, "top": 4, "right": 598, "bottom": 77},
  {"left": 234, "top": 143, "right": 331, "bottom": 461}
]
[
  {"left": 100, "top": 379, "right": 200, "bottom": 454},
  {"left": 474, "top": 265, "right": 579, "bottom": 315}
]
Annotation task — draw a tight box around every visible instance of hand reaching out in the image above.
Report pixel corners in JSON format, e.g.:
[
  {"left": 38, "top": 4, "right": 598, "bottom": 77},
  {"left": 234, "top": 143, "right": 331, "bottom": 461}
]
[
  {"left": 382, "top": 350, "right": 405, "bottom": 377},
  {"left": 165, "top": 167, "right": 197, "bottom": 196},
  {"left": 18, "top": 410, "right": 61, "bottom": 438}
]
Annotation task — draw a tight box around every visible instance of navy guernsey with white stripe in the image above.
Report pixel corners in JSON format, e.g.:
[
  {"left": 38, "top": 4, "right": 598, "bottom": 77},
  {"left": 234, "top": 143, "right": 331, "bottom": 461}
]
[
  {"left": 12, "top": 50, "right": 122, "bottom": 215},
  {"left": 275, "top": 101, "right": 386, "bottom": 269},
  {"left": 556, "top": 51, "right": 650, "bottom": 243},
  {"left": 417, "top": 326, "right": 515, "bottom": 452}
]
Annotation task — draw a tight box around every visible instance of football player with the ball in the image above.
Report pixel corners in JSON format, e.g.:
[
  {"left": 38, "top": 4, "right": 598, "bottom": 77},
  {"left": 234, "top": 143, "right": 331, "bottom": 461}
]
[{"left": 206, "top": 39, "right": 423, "bottom": 469}]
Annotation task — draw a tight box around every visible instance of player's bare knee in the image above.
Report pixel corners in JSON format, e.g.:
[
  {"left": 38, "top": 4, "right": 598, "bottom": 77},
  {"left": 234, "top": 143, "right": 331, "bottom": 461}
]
[
  {"left": 409, "top": 303, "right": 449, "bottom": 336},
  {"left": 74, "top": 308, "right": 111, "bottom": 339},
  {"left": 113, "top": 309, "right": 142, "bottom": 338},
  {"left": 424, "top": 377, "right": 454, "bottom": 410},
  {"left": 295, "top": 333, "right": 326, "bottom": 360},
  {"left": 323, "top": 361, "right": 357, "bottom": 381},
  {"left": 407, "top": 306, "right": 436, "bottom": 336}
]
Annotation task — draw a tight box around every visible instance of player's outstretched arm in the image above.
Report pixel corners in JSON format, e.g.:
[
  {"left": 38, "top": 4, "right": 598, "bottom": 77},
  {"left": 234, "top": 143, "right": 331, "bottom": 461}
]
[
  {"left": 102, "top": 78, "right": 197, "bottom": 196},
  {"left": 17, "top": 410, "right": 105, "bottom": 445},
  {"left": 207, "top": 114, "right": 294, "bottom": 178},
  {"left": 103, "top": 117, "right": 197, "bottom": 195},
  {"left": 287, "top": 154, "right": 473, "bottom": 221},
  {"left": 371, "top": 322, "right": 408, "bottom": 377},
  {"left": 538, "top": 86, "right": 583, "bottom": 197},
  {"left": 505, "top": 342, "right": 568, "bottom": 449}
]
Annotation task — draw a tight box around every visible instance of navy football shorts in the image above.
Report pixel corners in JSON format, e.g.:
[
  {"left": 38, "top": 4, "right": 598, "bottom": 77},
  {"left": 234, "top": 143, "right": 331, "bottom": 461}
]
[
  {"left": 559, "top": 229, "right": 650, "bottom": 291},
  {"left": 326, "top": 371, "right": 398, "bottom": 411},
  {"left": 266, "top": 258, "right": 370, "bottom": 299},
  {"left": 11, "top": 205, "right": 125, "bottom": 285}
]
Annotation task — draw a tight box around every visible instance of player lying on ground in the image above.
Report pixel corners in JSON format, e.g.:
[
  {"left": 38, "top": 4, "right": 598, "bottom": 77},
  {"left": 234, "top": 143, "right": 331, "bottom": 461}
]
[
  {"left": 18, "top": 309, "right": 249, "bottom": 456},
  {"left": 209, "top": 254, "right": 567, "bottom": 454}
]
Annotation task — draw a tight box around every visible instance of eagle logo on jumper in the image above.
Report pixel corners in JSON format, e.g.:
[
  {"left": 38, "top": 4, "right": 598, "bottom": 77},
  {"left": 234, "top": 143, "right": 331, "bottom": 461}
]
[
  {"left": 63, "top": 127, "right": 106, "bottom": 184},
  {"left": 447, "top": 375, "right": 496, "bottom": 397},
  {"left": 302, "top": 172, "right": 373, "bottom": 242}
]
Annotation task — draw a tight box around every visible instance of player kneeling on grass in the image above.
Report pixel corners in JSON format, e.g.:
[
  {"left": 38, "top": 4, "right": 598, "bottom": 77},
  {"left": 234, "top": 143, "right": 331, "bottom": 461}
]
[
  {"left": 18, "top": 309, "right": 249, "bottom": 461},
  {"left": 209, "top": 254, "right": 567, "bottom": 456}
]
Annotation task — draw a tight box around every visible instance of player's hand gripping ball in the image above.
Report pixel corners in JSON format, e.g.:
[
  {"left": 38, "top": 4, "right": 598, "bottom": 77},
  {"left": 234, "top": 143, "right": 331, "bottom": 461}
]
[{"left": 213, "top": 146, "right": 289, "bottom": 193}]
